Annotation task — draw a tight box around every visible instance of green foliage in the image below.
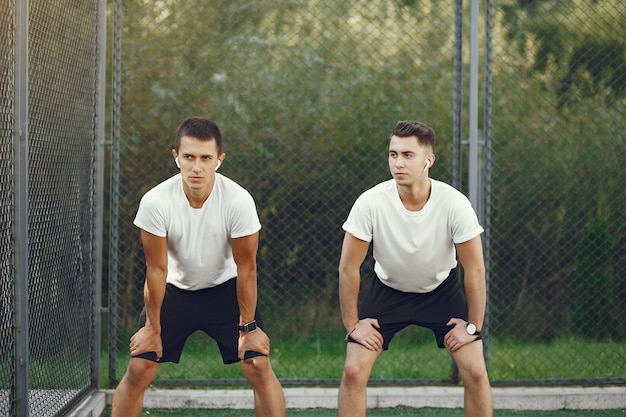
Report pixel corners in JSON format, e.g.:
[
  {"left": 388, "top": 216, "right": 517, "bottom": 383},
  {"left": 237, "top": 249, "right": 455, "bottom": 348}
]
[
  {"left": 571, "top": 215, "right": 616, "bottom": 339},
  {"left": 488, "top": 1, "right": 625, "bottom": 342},
  {"left": 109, "top": 2, "right": 626, "bottom": 388},
  {"left": 113, "top": 0, "right": 459, "bottom": 340},
  {"left": 500, "top": 0, "right": 626, "bottom": 108}
]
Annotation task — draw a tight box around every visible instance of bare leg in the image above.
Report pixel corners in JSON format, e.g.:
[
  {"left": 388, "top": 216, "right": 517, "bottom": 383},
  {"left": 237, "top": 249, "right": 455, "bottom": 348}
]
[
  {"left": 240, "top": 356, "right": 285, "bottom": 417},
  {"left": 449, "top": 340, "right": 493, "bottom": 417},
  {"left": 111, "top": 358, "right": 160, "bottom": 417},
  {"left": 337, "top": 343, "right": 381, "bottom": 417}
]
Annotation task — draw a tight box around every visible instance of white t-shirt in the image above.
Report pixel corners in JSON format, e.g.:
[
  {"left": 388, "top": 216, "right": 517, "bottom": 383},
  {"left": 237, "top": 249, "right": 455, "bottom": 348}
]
[
  {"left": 342, "top": 178, "right": 483, "bottom": 293},
  {"left": 134, "top": 173, "right": 261, "bottom": 290}
]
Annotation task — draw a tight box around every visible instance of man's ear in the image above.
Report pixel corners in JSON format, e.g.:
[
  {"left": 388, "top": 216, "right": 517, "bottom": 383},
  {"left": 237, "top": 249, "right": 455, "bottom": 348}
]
[{"left": 172, "top": 149, "right": 179, "bottom": 168}]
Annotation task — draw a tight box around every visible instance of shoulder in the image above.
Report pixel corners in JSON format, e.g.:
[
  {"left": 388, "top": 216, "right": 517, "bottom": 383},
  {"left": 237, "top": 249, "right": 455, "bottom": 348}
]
[
  {"left": 215, "top": 174, "right": 258, "bottom": 213},
  {"left": 354, "top": 179, "right": 395, "bottom": 205},
  {"left": 431, "top": 179, "right": 471, "bottom": 205},
  {"left": 140, "top": 175, "right": 180, "bottom": 206},
  {"left": 216, "top": 174, "right": 255, "bottom": 199}
]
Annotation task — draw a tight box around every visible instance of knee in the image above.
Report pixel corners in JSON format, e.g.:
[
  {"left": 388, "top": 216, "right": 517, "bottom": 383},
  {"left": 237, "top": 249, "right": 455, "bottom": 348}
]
[
  {"left": 461, "top": 363, "right": 490, "bottom": 388},
  {"left": 241, "top": 356, "right": 274, "bottom": 384},
  {"left": 121, "top": 359, "right": 158, "bottom": 390},
  {"left": 341, "top": 358, "right": 370, "bottom": 387}
]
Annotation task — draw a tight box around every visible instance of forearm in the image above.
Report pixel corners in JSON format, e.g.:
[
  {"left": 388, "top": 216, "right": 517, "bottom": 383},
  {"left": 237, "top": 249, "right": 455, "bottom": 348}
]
[
  {"left": 236, "top": 264, "right": 257, "bottom": 324},
  {"left": 463, "top": 270, "right": 486, "bottom": 329},
  {"left": 339, "top": 269, "right": 361, "bottom": 332},
  {"left": 143, "top": 267, "right": 167, "bottom": 333}
]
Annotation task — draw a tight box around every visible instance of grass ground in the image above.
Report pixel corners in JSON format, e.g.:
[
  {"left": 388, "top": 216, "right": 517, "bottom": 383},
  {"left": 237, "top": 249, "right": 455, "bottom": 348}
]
[
  {"left": 101, "top": 330, "right": 625, "bottom": 416},
  {"left": 101, "top": 407, "right": 626, "bottom": 416},
  {"left": 104, "top": 329, "right": 626, "bottom": 386}
]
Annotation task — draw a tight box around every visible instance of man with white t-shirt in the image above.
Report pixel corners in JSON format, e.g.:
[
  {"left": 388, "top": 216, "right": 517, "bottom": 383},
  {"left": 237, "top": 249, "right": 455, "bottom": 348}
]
[
  {"left": 111, "top": 117, "right": 285, "bottom": 417},
  {"left": 337, "top": 120, "right": 493, "bottom": 417}
]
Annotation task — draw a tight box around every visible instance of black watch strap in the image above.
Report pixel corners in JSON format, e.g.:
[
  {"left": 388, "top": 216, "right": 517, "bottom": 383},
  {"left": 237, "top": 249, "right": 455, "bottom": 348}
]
[{"left": 238, "top": 320, "right": 257, "bottom": 333}]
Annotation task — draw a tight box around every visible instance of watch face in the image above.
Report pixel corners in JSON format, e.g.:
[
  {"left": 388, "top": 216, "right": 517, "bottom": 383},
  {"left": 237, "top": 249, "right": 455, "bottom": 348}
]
[{"left": 466, "top": 323, "right": 477, "bottom": 335}]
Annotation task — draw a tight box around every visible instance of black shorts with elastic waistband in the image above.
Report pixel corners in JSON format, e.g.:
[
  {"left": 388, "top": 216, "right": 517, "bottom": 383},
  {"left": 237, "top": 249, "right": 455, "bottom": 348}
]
[
  {"left": 133, "top": 278, "right": 264, "bottom": 364},
  {"left": 350, "top": 268, "right": 472, "bottom": 349}
]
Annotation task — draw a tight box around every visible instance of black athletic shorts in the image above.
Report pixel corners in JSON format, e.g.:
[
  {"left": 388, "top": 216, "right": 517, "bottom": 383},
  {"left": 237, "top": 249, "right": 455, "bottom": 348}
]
[
  {"left": 133, "top": 278, "right": 264, "bottom": 364},
  {"left": 349, "top": 268, "right": 472, "bottom": 349}
]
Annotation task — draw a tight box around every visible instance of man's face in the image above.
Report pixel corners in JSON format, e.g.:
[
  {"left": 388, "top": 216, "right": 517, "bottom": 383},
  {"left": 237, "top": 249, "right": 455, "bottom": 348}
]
[
  {"left": 173, "top": 135, "right": 224, "bottom": 195},
  {"left": 388, "top": 135, "right": 432, "bottom": 186}
]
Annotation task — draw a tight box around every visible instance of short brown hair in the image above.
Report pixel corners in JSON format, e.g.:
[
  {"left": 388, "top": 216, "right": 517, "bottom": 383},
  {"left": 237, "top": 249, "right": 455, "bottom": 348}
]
[
  {"left": 391, "top": 120, "right": 435, "bottom": 151},
  {"left": 174, "top": 117, "right": 223, "bottom": 153}
]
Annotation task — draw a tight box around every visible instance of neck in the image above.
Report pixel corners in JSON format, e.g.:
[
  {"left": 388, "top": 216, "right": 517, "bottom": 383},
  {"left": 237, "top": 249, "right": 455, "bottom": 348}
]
[
  {"left": 397, "top": 178, "right": 431, "bottom": 211},
  {"left": 183, "top": 181, "right": 215, "bottom": 209}
]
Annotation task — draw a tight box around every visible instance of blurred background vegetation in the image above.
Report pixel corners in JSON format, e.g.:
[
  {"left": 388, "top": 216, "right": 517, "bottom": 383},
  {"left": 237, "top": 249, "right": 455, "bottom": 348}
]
[{"left": 105, "top": 0, "right": 625, "bottom": 385}]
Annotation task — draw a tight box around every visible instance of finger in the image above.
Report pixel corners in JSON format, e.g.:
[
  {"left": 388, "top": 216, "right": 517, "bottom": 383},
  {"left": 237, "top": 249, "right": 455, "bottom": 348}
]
[
  {"left": 363, "top": 340, "right": 377, "bottom": 351},
  {"left": 361, "top": 334, "right": 382, "bottom": 351}
]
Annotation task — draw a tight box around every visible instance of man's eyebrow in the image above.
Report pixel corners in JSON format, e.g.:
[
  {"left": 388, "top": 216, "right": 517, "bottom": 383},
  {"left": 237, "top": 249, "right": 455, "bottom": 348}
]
[
  {"left": 181, "top": 152, "right": 214, "bottom": 157},
  {"left": 389, "top": 149, "right": 414, "bottom": 154}
]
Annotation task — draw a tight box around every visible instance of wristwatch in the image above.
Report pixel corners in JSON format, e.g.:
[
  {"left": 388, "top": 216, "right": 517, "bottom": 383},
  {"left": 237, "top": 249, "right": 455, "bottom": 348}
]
[
  {"left": 238, "top": 320, "right": 257, "bottom": 333},
  {"left": 466, "top": 322, "right": 481, "bottom": 337}
]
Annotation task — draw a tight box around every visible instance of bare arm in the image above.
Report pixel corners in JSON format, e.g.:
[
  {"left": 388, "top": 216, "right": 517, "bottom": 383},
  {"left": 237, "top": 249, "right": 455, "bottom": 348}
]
[
  {"left": 232, "top": 232, "right": 270, "bottom": 359},
  {"left": 338, "top": 232, "right": 382, "bottom": 350},
  {"left": 129, "top": 229, "right": 168, "bottom": 359},
  {"left": 456, "top": 235, "right": 486, "bottom": 329},
  {"left": 232, "top": 232, "right": 259, "bottom": 324},
  {"left": 445, "top": 235, "right": 486, "bottom": 352}
]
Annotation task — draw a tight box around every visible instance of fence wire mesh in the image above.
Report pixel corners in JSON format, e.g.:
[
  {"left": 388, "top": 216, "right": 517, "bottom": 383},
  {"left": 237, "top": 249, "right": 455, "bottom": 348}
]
[
  {"left": 2, "top": 0, "right": 102, "bottom": 415},
  {"left": 1, "top": 0, "right": 16, "bottom": 413},
  {"left": 107, "top": 0, "right": 625, "bottom": 387},
  {"left": 488, "top": 0, "right": 626, "bottom": 383}
]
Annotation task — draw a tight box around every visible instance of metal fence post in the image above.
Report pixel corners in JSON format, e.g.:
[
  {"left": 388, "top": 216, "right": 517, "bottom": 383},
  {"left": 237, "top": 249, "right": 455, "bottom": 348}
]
[{"left": 14, "top": 0, "right": 30, "bottom": 414}]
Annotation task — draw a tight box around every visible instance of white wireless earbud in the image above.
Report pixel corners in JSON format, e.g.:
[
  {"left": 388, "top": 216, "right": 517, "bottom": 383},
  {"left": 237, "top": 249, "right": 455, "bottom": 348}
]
[
  {"left": 423, "top": 160, "right": 430, "bottom": 172},
  {"left": 175, "top": 157, "right": 180, "bottom": 168},
  {"left": 215, "top": 160, "right": 221, "bottom": 171}
]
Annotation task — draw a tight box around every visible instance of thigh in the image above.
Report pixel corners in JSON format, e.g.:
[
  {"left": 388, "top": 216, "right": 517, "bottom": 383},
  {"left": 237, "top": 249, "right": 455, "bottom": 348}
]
[
  {"left": 357, "top": 277, "right": 415, "bottom": 349},
  {"left": 358, "top": 270, "right": 468, "bottom": 349},
  {"left": 413, "top": 270, "right": 468, "bottom": 348},
  {"left": 344, "top": 340, "right": 382, "bottom": 376},
  {"left": 196, "top": 278, "right": 265, "bottom": 364},
  {"left": 134, "top": 284, "right": 198, "bottom": 363},
  {"left": 448, "top": 338, "right": 487, "bottom": 376}
]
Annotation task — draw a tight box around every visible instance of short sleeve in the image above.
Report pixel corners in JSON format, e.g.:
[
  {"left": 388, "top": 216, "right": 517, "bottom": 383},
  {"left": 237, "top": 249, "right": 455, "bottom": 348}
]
[
  {"left": 450, "top": 196, "right": 484, "bottom": 244},
  {"left": 133, "top": 191, "right": 168, "bottom": 237},
  {"left": 229, "top": 191, "right": 262, "bottom": 238},
  {"left": 342, "top": 196, "right": 373, "bottom": 242}
]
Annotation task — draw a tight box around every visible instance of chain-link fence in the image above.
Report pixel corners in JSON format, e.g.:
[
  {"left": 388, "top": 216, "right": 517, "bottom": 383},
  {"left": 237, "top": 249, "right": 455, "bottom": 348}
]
[
  {"left": 1, "top": 0, "right": 104, "bottom": 416},
  {"left": 107, "top": 0, "right": 625, "bottom": 387},
  {"left": 1, "top": 0, "right": 16, "bottom": 411},
  {"left": 488, "top": 0, "right": 626, "bottom": 383}
]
